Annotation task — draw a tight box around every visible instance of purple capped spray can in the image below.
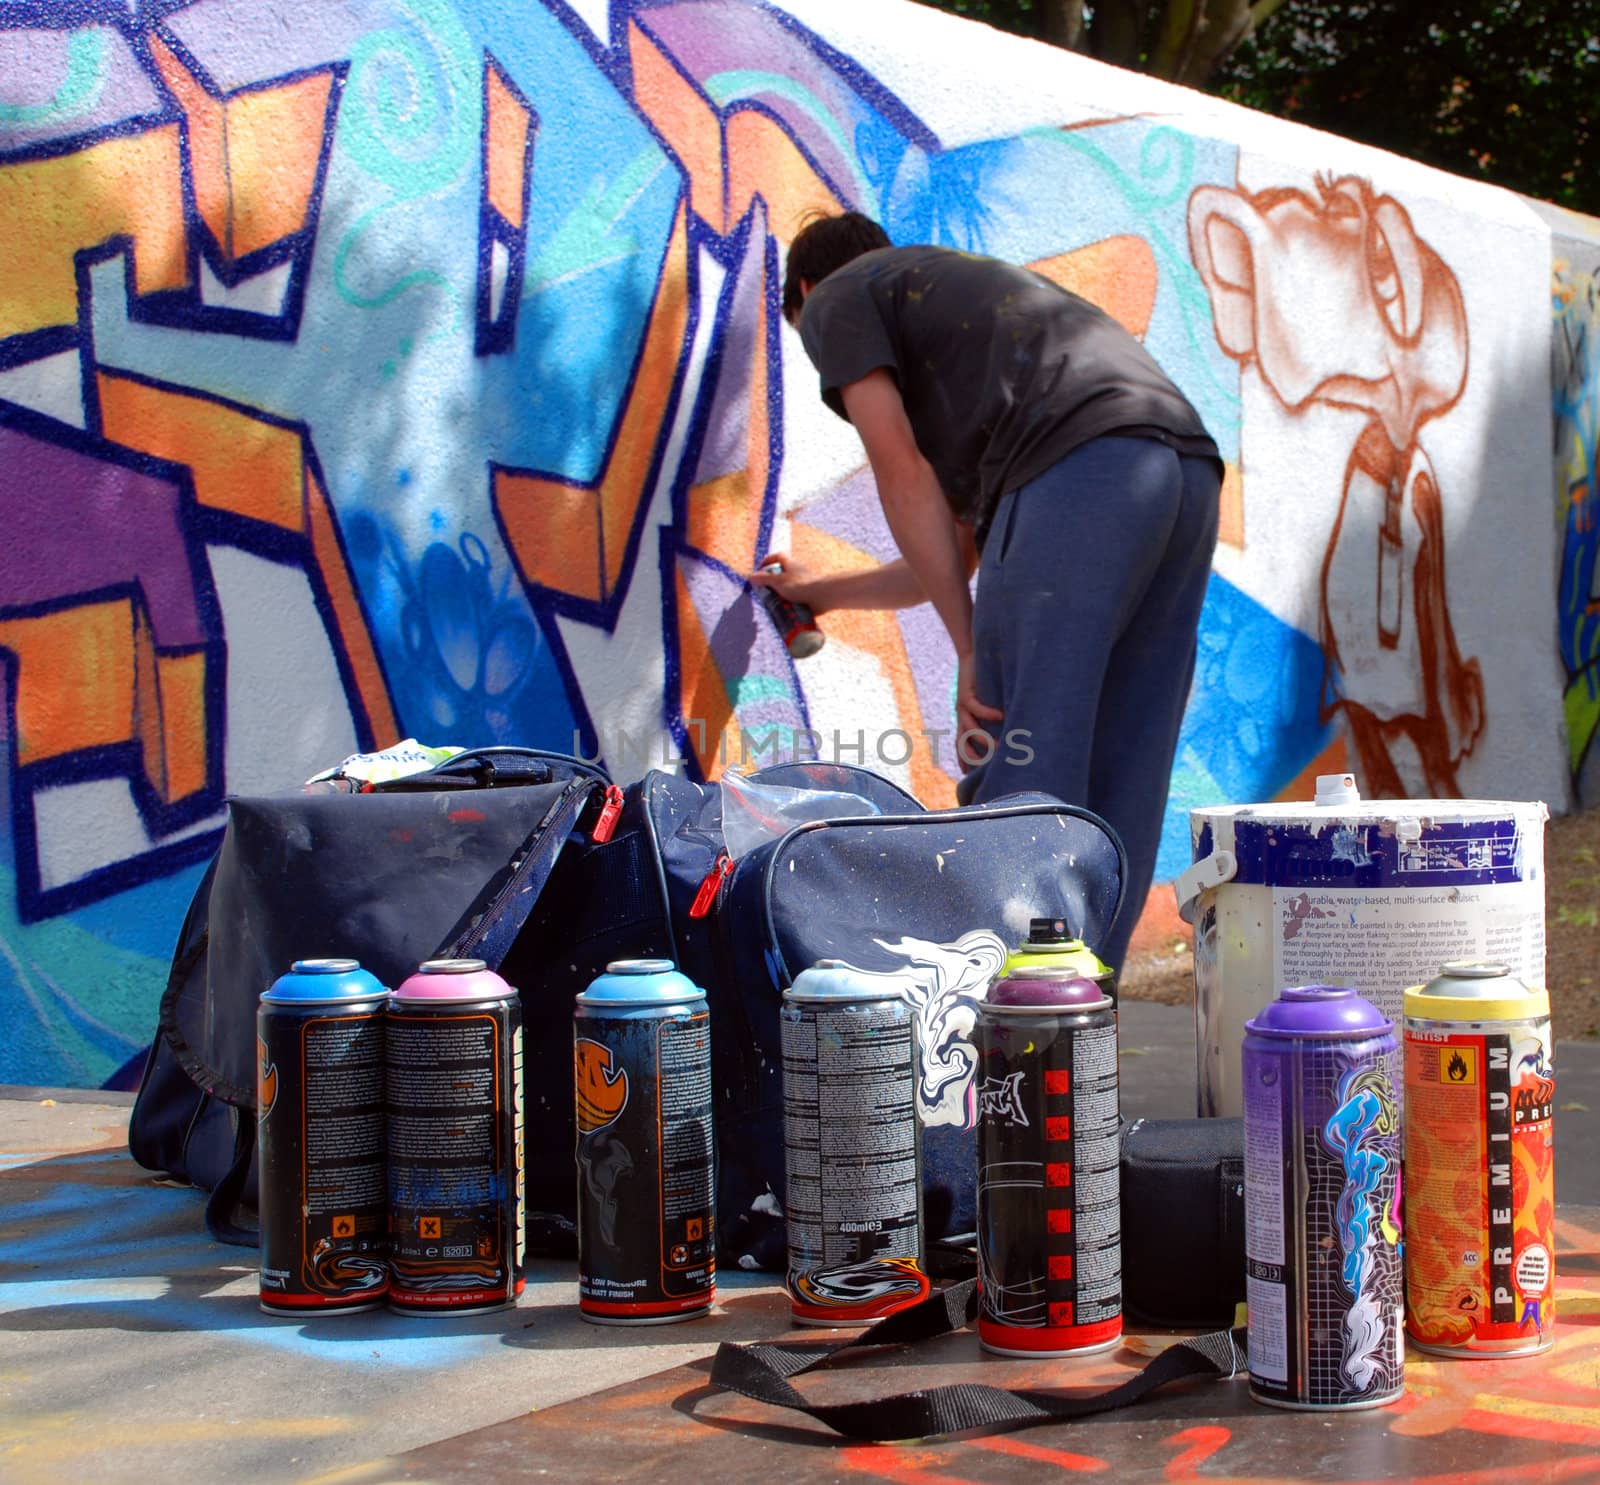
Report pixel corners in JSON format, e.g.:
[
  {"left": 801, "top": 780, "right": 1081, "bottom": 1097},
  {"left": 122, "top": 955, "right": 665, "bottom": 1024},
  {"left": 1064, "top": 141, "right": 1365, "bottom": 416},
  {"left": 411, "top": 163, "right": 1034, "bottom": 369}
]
[
  {"left": 1243, "top": 986, "right": 1404, "bottom": 1410},
  {"left": 975, "top": 969, "right": 1121, "bottom": 1357}
]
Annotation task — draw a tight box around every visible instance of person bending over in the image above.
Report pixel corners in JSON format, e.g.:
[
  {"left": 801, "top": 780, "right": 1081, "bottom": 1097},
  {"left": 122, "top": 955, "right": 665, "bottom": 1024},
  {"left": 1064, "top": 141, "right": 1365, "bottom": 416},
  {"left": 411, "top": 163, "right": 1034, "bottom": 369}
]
[{"left": 754, "top": 212, "right": 1221, "bottom": 970}]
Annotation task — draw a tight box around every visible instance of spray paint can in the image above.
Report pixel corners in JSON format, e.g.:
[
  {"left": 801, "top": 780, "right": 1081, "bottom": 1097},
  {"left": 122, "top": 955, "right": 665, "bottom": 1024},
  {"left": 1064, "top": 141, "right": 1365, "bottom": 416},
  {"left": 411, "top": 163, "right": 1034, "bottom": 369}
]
[
  {"left": 756, "top": 561, "right": 825, "bottom": 659},
  {"left": 1243, "top": 986, "right": 1404, "bottom": 1410},
  {"left": 574, "top": 959, "right": 715, "bottom": 1324},
  {"left": 1404, "top": 961, "right": 1556, "bottom": 1356},
  {"left": 974, "top": 969, "right": 1121, "bottom": 1357},
  {"left": 386, "top": 959, "right": 524, "bottom": 1315},
  {"left": 256, "top": 959, "right": 389, "bottom": 1314},
  {"left": 1002, "top": 917, "right": 1117, "bottom": 1004},
  {"left": 780, "top": 960, "right": 929, "bottom": 1326}
]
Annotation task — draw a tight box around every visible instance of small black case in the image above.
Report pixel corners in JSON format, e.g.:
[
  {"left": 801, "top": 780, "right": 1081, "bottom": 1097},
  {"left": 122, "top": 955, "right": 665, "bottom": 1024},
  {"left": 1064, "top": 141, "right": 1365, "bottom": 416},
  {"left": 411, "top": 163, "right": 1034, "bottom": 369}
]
[{"left": 1119, "top": 1116, "right": 1245, "bottom": 1329}]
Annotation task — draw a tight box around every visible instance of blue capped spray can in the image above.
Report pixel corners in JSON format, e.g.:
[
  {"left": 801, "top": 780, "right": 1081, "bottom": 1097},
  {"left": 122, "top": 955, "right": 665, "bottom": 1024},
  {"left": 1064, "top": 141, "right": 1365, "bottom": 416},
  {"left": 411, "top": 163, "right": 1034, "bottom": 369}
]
[
  {"left": 257, "top": 958, "right": 389, "bottom": 1314},
  {"left": 574, "top": 959, "right": 715, "bottom": 1324}
]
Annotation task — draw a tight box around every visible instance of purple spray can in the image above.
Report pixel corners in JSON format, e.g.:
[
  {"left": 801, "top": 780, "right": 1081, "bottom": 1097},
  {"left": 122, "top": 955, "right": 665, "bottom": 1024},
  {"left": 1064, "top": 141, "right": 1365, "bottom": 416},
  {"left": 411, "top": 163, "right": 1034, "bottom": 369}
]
[{"left": 1243, "top": 986, "right": 1403, "bottom": 1410}]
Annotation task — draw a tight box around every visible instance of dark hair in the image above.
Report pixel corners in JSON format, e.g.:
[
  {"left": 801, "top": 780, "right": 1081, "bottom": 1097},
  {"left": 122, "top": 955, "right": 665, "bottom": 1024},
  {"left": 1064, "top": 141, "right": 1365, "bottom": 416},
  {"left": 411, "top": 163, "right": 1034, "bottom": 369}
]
[{"left": 782, "top": 212, "right": 892, "bottom": 323}]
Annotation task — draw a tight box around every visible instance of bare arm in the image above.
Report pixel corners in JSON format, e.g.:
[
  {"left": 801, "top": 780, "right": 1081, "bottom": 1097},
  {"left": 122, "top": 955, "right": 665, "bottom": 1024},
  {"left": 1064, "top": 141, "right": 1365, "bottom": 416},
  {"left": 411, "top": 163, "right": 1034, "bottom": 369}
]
[
  {"left": 839, "top": 369, "right": 977, "bottom": 663},
  {"left": 839, "top": 370, "right": 1002, "bottom": 760},
  {"left": 753, "top": 554, "right": 929, "bottom": 613}
]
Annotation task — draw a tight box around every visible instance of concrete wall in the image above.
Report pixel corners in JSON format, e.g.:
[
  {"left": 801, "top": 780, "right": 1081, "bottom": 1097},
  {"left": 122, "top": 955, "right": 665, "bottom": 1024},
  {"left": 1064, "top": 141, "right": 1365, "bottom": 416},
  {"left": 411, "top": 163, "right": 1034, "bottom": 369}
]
[{"left": 1, "top": 0, "right": 1592, "bottom": 1088}]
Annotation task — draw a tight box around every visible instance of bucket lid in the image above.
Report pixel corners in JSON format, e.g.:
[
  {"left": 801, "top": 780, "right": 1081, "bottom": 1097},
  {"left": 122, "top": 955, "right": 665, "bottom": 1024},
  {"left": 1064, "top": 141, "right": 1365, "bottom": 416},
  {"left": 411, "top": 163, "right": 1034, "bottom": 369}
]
[
  {"left": 262, "top": 958, "right": 387, "bottom": 1004},
  {"left": 1246, "top": 985, "right": 1392, "bottom": 1039},
  {"left": 393, "top": 958, "right": 515, "bottom": 1002},
  {"left": 987, "top": 970, "right": 1111, "bottom": 1012},
  {"left": 785, "top": 958, "right": 905, "bottom": 1004},
  {"left": 1404, "top": 960, "right": 1549, "bottom": 1022},
  {"left": 577, "top": 958, "right": 703, "bottom": 1007}
]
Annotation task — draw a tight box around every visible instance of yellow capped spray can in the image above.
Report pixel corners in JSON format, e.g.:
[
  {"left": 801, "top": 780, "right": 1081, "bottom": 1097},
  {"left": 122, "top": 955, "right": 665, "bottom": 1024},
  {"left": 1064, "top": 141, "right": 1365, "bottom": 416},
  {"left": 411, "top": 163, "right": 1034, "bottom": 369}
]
[{"left": 1003, "top": 918, "right": 1117, "bottom": 1004}]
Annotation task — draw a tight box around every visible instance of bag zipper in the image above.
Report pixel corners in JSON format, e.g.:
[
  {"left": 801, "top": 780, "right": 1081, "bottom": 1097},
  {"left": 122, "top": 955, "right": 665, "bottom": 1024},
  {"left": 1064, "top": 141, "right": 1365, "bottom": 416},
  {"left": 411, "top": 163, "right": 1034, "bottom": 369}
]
[
  {"left": 452, "top": 778, "right": 597, "bottom": 959},
  {"left": 688, "top": 852, "right": 733, "bottom": 919},
  {"left": 756, "top": 799, "right": 1128, "bottom": 983},
  {"left": 590, "top": 784, "right": 625, "bottom": 844}
]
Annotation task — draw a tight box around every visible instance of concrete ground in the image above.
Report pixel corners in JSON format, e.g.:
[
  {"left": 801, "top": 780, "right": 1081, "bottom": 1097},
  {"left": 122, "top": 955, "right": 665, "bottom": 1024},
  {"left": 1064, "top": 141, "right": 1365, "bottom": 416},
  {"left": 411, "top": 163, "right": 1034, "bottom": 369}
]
[{"left": 2, "top": 1002, "right": 1596, "bottom": 1485}]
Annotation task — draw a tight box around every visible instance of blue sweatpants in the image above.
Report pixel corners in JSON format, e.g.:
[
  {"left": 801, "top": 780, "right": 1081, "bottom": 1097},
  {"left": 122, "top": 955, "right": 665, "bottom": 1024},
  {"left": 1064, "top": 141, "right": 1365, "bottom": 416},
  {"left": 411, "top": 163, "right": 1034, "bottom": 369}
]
[{"left": 957, "top": 436, "right": 1221, "bottom": 971}]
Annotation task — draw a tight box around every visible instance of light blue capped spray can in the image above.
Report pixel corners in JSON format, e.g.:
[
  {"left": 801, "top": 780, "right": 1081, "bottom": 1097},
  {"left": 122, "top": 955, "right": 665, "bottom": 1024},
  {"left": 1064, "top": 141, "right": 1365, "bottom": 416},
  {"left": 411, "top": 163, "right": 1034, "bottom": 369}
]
[
  {"left": 257, "top": 958, "right": 389, "bottom": 1315},
  {"left": 781, "top": 959, "right": 929, "bottom": 1326},
  {"left": 574, "top": 959, "right": 715, "bottom": 1324}
]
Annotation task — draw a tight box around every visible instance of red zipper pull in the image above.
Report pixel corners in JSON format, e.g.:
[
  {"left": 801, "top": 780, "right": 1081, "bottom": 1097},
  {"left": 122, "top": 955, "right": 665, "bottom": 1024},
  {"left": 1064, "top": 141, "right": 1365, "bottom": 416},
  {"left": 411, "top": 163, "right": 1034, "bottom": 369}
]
[
  {"left": 591, "top": 784, "right": 624, "bottom": 844},
  {"left": 688, "top": 853, "right": 733, "bottom": 918}
]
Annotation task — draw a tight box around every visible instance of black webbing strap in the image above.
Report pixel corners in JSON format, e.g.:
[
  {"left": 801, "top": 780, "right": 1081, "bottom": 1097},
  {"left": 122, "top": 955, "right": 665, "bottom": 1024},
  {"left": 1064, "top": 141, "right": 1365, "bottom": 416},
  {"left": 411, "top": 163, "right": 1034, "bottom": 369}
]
[{"left": 706, "top": 1280, "right": 1247, "bottom": 1442}]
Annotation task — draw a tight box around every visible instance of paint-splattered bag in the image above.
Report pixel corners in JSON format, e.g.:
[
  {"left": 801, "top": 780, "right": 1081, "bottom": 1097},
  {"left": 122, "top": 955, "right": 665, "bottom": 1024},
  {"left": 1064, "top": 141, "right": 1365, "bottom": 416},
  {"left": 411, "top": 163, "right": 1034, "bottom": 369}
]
[
  {"left": 128, "top": 748, "right": 616, "bottom": 1244},
  {"left": 583, "top": 763, "right": 1128, "bottom": 1270}
]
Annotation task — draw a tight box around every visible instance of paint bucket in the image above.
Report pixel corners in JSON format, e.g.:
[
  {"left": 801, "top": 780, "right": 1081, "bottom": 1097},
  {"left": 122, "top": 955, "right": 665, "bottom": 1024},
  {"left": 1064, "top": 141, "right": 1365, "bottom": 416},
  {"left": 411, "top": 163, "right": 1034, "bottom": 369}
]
[{"left": 1176, "top": 773, "right": 1545, "bottom": 1117}]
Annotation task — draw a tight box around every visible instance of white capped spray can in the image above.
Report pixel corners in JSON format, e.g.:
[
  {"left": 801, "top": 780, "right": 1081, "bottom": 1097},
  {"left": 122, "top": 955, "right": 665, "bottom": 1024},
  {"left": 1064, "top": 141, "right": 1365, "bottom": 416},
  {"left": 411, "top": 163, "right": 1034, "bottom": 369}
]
[
  {"left": 781, "top": 959, "right": 929, "bottom": 1325},
  {"left": 1404, "top": 961, "right": 1555, "bottom": 1356}
]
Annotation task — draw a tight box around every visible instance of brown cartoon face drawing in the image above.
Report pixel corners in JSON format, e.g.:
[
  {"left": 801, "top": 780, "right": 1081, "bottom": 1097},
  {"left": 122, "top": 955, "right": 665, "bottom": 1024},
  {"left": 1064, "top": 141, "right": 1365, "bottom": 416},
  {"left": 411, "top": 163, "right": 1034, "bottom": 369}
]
[{"left": 1188, "top": 175, "right": 1484, "bottom": 797}]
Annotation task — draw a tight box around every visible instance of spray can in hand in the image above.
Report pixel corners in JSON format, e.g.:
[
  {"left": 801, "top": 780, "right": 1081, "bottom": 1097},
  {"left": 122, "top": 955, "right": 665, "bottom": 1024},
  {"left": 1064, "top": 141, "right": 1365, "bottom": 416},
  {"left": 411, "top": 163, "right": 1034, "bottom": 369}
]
[{"left": 756, "top": 561, "right": 825, "bottom": 659}]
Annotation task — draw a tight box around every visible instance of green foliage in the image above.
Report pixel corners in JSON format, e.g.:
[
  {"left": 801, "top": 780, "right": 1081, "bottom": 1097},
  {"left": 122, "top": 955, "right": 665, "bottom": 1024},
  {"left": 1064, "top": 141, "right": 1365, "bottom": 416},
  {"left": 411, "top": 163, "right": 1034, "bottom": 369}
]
[
  {"left": 1217, "top": 0, "right": 1600, "bottom": 212},
  {"left": 921, "top": 0, "right": 1600, "bottom": 212}
]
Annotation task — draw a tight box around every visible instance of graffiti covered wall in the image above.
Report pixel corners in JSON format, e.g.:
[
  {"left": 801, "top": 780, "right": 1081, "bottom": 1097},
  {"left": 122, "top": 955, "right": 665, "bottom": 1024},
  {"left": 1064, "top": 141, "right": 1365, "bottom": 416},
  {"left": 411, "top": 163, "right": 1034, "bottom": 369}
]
[
  {"left": 0, "top": 0, "right": 1588, "bottom": 1087},
  {"left": 1544, "top": 207, "right": 1600, "bottom": 805}
]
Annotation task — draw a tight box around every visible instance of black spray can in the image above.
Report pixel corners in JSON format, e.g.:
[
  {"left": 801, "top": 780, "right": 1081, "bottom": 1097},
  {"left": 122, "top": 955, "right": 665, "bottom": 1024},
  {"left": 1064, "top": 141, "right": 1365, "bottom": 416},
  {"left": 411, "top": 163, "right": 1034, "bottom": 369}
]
[
  {"left": 1243, "top": 985, "right": 1404, "bottom": 1410},
  {"left": 975, "top": 969, "right": 1122, "bottom": 1356},
  {"left": 257, "top": 958, "right": 389, "bottom": 1314},
  {"left": 781, "top": 959, "right": 929, "bottom": 1325},
  {"left": 574, "top": 959, "right": 715, "bottom": 1324},
  {"left": 386, "top": 959, "right": 524, "bottom": 1315}
]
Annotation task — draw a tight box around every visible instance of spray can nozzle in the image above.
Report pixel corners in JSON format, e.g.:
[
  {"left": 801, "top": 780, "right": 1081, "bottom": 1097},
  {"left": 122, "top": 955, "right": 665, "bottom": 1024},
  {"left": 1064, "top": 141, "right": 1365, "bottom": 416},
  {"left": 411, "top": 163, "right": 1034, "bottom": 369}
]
[{"left": 1313, "top": 773, "right": 1361, "bottom": 807}]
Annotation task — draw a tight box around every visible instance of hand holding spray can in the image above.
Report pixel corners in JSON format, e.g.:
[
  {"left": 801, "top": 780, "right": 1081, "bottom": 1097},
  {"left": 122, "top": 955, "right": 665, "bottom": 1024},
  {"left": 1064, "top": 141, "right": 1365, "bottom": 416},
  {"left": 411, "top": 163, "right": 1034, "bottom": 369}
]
[
  {"left": 781, "top": 959, "right": 930, "bottom": 1325},
  {"left": 1243, "top": 986, "right": 1403, "bottom": 1409},
  {"left": 755, "top": 561, "right": 825, "bottom": 659},
  {"left": 574, "top": 959, "right": 715, "bottom": 1324},
  {"left": 1404, "top": 961, "right": 1556, "bottom": 1356},
  {"left": 257, "top": 959, "right": 389, "bottom": 1314},
  {"left": 975, "top": 969, "right": 1121, "bottom": 1356}
]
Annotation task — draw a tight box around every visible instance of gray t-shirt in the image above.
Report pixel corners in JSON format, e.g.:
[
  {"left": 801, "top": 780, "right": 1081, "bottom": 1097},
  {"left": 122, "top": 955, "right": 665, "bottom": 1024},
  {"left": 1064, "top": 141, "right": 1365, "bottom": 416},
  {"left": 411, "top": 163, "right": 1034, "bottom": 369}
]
[{"left": 798, "top": 244, "right": 1219, "bottom": 542}]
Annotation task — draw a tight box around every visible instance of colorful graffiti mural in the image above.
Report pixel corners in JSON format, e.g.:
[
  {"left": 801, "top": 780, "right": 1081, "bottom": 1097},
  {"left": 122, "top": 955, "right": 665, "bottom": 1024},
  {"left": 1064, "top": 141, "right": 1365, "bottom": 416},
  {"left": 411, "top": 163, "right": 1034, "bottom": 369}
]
[
  {"left": 0, "top": 0, "right": 1579, "bottom": 1087},
  {"left": 1555, "top": 244, "right": 1600, "bottom": 804}
]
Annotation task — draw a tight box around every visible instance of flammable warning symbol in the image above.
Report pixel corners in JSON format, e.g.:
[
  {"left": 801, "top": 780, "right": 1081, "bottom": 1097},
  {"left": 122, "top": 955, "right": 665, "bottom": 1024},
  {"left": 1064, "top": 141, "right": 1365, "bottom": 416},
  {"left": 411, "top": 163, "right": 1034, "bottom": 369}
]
[
  {"left": 1441, "top": 1046, "right": 1478, "bottom": 1085},
  {"left": 419, "top": 1216, "right": 442, "bottom": 1239},
  {"left": 331, "top": 1215, "right": 355, "bottom": 1238}
]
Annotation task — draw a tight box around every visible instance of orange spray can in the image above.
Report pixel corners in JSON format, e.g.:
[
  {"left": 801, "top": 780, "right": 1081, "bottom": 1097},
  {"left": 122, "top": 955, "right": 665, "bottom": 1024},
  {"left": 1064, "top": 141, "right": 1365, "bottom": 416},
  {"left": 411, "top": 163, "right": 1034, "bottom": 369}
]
[{"left": 1403, "top": 961, "right": 1555, "bottom": 1356}]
